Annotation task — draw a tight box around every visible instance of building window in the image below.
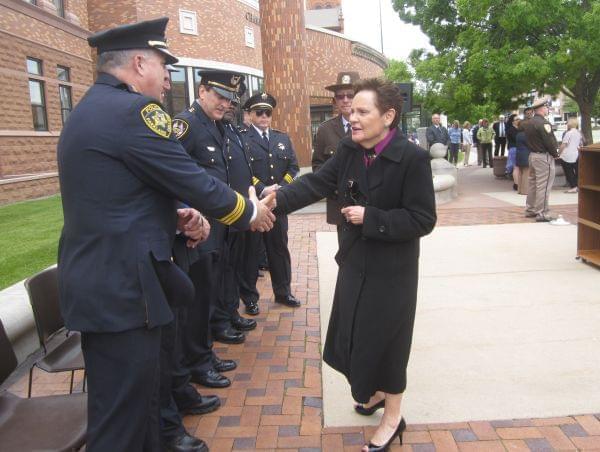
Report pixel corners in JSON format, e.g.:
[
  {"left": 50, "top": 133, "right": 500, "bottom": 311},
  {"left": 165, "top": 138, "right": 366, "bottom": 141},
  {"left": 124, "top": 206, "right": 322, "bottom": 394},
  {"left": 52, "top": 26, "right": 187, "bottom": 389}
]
[
  {"left": 57, "top": 65, "right": 70, "bottom": 82},
  {"left": 244, "top": 26, "right": 255, "bottom": 48},
  {"left": 24, "top": 0, "right": 37, "bottom": 4},
  {"left": 179, "top": 10, "right": 198, "bottom": 35},
  {"left": 27, "top": 57, "right": 42, "bottom": 76},
  {"left": 27, "top": 57, "right": 48, "bottom": 131},
  {"left": 165, "top": 66, "right": 189, "bottom": 116},
  {"left": 29, "top": 80, "right": 48, "bottom": 131},
  {"left": 53, "top": 0, "right": 65, "bottom": 17}
]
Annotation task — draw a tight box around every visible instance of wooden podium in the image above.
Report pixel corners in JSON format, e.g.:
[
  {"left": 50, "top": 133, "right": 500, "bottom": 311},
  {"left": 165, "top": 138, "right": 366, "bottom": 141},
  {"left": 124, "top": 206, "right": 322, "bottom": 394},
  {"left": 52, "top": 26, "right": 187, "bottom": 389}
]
[{"left": 577, "top": 142, "right": 600, "bottom": 268}]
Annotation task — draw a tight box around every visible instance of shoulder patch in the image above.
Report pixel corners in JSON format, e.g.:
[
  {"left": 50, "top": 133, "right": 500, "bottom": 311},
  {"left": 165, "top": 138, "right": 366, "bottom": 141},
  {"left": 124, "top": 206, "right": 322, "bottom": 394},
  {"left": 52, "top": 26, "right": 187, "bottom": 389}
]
[
  {"left": 173, "top": 118, "right": 190, "bottom": 140},
  {"left": 544, "top": 124, "right": 552, "bottom": 134},
  {"left": 141, "top": 103, "right": 172, "bottom": 138}
]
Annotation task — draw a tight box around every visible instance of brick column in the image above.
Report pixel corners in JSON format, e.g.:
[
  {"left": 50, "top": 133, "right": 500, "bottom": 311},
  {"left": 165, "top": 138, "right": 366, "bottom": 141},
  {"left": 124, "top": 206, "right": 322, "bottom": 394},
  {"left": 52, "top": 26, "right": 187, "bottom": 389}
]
[{"left": 260, "top": 0, "right": 312, "bottom": 167}]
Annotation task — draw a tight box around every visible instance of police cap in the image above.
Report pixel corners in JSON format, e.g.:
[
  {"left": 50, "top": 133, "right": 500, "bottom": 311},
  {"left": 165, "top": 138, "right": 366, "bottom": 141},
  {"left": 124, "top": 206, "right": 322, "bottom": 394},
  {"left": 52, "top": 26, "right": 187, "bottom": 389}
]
[
  {"left": 198, "top": 70, "right": 246, "bottom": 100},
  {"left": 88, "top": 17, "right": 178, "bottom": 65},
  {"left": 243, "top": 92, "right": 277, "bottom": 111}
]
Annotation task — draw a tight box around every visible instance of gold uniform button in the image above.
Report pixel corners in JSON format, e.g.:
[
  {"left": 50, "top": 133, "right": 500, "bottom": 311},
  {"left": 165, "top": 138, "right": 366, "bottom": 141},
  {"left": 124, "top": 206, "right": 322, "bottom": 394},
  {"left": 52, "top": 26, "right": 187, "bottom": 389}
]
[
  {"left": 270, "top": 164, "right": 274, "bottom": 168},
  {"left": 269, "top": 153, "right": 272, "bottom": 157},
  {"left": 210, "top": 158, "right": 215, "bottom": 163},
  {"left": 271, "top": 176, "right": 274, "bottom": 180}
]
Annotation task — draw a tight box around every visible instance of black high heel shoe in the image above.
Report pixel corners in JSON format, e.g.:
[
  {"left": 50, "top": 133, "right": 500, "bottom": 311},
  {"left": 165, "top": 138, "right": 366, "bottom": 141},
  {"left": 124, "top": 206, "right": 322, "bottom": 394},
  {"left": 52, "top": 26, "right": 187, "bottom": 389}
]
[
  {"left": 365, "top": 417, "right": 406, "bottom": 451},
  {"left": 354, "top": 399, "right": 385, "bottom": 416}
]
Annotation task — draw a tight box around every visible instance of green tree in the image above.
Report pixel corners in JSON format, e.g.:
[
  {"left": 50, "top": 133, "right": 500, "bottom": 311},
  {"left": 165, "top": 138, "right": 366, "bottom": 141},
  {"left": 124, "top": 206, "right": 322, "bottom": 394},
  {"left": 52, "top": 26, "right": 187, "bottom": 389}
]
[
  {"left": 393, "top": 0, "right": 600, "bottom": 143},
  {"left": 384, "top": 59, "right": 413, "bottom": 82}
]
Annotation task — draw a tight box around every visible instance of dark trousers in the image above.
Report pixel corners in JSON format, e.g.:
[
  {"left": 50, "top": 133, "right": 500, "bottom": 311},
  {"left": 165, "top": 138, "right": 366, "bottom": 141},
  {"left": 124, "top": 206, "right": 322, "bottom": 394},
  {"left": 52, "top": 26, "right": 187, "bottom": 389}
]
[
  {"left": 494, "top": 137, "right": 507, "bottom": 156},
  {"left": 560, "top": 159, "right": 578, "bottom": 188},
  {"left": 212, "top": 230, "right": 246, "bottom": 331},
  {"left": 82, "top": 327, "right": 161, "bottom": 452},
  {"left": 160, "top": 309, "right": 186, "bottom": 443},
  {"left": 449, "top": 143, "right": 460, "bottom": 165},
  {"left": 183, "top": 252, "right": 222, "bottom": 376},
  {"left": 239, "top": 230, "right": 260, "bottom": 306},
  {"left": 263, "top": 213, "right": 291, "bottom": 298},
  {"left": 481, "top": 143, "right": 493, "bottom": 167}
]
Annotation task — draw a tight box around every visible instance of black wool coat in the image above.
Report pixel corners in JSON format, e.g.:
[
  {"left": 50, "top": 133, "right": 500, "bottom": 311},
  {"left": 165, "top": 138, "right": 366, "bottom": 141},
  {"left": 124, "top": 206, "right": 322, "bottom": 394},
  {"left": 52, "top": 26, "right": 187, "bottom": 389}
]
[{"left": 276, "top": 132, "right": 436, "bottom": 402}]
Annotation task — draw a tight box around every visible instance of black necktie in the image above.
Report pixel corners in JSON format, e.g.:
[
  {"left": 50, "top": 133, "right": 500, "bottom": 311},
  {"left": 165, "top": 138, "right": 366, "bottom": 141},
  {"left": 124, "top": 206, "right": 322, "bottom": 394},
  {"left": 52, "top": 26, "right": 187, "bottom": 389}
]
[
  {"left": 345, "top": 123, "right": 351, "bottom": 136},
  {"left": 262, "top": 131, "right": 269, "bottom": 146}
]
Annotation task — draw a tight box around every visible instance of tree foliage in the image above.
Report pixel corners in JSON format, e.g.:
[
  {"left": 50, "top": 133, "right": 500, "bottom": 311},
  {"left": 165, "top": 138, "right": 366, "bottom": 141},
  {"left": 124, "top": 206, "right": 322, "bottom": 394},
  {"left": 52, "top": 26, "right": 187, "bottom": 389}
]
[{"left": 393, "top": 0, "right": 600, "bottom": 142}]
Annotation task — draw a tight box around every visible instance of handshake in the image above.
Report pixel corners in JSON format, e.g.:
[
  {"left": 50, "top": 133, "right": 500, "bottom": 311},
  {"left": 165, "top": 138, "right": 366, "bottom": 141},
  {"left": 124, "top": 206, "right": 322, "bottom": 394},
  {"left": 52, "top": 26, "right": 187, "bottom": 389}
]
[{"left": 248, "top": 185, "right": 279, "bottom": 232}]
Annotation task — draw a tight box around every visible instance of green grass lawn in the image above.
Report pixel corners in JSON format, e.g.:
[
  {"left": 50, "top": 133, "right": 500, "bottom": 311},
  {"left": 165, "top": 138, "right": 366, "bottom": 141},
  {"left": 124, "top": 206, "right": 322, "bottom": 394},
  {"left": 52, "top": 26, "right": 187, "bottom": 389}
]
[{"left": 0, "top": 195, "right": 63, "bottom": 290}]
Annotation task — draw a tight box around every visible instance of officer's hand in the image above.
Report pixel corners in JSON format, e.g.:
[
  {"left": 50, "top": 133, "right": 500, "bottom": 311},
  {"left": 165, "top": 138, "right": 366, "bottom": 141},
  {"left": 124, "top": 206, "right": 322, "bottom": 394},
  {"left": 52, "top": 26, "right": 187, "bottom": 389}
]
[
  {"left": 261, "top": 192, "right": 277, "bottom": 211},
  {"left": 249, "top": 186, "right": 275, "bottom": 232},
  {"left": 261, "top": 184, "right": 281, "bottom": 198},
  {"left": 177, "top": 208, "right": 210, "bottom": 247}
]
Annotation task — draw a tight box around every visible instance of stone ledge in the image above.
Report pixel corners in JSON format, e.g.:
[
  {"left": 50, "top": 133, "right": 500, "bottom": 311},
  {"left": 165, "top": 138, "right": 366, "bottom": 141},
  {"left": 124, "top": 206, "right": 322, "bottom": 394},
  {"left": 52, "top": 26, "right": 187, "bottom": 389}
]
[{"left": 0, "top": 172, "right": 58, "bottom": 185}]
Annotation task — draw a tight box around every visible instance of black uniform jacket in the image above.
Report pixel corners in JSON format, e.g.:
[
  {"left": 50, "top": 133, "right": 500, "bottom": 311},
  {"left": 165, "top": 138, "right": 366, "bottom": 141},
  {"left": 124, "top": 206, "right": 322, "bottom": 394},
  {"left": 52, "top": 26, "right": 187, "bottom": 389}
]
[
  {"left": 276, "top": 133, "right": 436, "bottom": 402},
  {"left": 173, "top": 102, "right": 232, "bottom": 254},
  {"left": 311, "top": 115, "right": 347, "bottom": 225},
  {"left": 225, "top": 123, "right": 254, "bottom": 231},
  {"left": 523, "top": 114, "right": 558, "bottom": 157},
  {"left": 57, "top": 73, "right": 253, "bottom": 333},
  {"left": 245, "top": 126, "right": 299, "bottom": 196}
]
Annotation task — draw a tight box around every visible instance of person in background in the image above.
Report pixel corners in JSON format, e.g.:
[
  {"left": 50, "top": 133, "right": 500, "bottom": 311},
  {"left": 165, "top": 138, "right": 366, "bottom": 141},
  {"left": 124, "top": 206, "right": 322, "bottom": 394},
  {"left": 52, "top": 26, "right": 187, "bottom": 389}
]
[
  {"left": 477, "top": 118, "right": 495, "bottom": 168},
  {"left": 522, "top": 96, "right": 558, "bottom": 222},
  {"left": 448, "top": 120, "right": 462, "bottom": 166},
  {"left": 462, "top": 121, "right": 472, "bottom": 166},
  {"left": 472, "top": 119, "right": 483, "bottom": 165},
  {"left": 426, "top": 113, "right": 450, "bottom": 157},
  {"left": 515, "top": 118, "right": 530, "bottom": 194},
  {"left": 506, "top": 114, "right": 520, "bottom": 189},
  {"left": 493, "top": 115, "right": 507, "bottom": 156},
  {"left": 312, "top": 71, "right": 360, "bottom": 242},
  {"left": 558, "top": 117, "right": 582, "bottom": 193}
]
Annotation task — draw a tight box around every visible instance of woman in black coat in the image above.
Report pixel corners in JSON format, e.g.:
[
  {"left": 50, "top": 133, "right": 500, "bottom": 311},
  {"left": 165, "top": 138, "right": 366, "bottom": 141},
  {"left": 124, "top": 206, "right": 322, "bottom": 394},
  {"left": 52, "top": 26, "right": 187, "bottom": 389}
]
[{"left": 274, "top": 78, "right": 436, "bottom": 451}]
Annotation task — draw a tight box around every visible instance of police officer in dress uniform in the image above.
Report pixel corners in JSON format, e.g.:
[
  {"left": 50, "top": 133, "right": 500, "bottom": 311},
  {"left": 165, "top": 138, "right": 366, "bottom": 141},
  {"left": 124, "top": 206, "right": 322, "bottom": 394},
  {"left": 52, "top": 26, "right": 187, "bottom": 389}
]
[
  {"left": 57, "top": 18, "right": 275, "bottom": 451},
  {"left": 312, "top": 72, "right": 360, "bottom": 243},
  {"left": 243, "top": 93, "right": 301, "bottom": 308},
  {"left": 210, "top": 97, "right": 259, "bottom": 338},
  {"left": 172, "top": 70, "right": 250, "bottom": 391},
  {"left": 159, "top": 67, "right": 220, "bottom": 452},
  {"left": 522, "top": 96, "right": 558, "bottom": 222}
]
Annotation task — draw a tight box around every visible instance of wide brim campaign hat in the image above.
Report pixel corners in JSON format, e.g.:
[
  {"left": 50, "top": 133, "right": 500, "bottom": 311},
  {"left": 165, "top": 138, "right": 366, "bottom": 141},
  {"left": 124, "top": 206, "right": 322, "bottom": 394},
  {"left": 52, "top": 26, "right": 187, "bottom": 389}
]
[
  {"left": 243, "top": 92, "right": 277, "bottom": 111},
  {"left": 325, "top": 71, "right": 361, "bottom": 92},
  {"left": 530, "top": 96, "right": 551, "bottom": 109},
  {"left": 87, "top": 17, "right": 178, "bottom": 65},
  {"left": 198, "top": 70, "right": 246, "bottom": 100}
]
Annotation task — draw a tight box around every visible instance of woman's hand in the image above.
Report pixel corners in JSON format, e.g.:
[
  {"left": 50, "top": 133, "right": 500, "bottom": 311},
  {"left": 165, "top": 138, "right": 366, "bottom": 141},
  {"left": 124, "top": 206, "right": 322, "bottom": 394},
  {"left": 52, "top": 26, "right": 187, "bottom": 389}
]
[{"left": 341, "top": 206, "right": 365, "bottom": 225}]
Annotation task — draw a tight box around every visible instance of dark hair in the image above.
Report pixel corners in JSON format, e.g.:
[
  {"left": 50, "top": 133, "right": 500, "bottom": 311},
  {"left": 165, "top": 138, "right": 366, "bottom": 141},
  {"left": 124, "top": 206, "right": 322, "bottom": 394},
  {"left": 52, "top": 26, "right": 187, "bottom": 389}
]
[{"left": 353, "top": 78, "right": 403, "bottom": 129}]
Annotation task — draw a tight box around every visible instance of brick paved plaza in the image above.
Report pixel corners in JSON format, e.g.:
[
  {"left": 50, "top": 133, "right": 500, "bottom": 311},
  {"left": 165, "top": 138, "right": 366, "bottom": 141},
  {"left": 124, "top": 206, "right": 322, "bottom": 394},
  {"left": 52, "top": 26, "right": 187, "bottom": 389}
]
[{"left": 9, "top": 168, "right": 598, "bottom": 451}]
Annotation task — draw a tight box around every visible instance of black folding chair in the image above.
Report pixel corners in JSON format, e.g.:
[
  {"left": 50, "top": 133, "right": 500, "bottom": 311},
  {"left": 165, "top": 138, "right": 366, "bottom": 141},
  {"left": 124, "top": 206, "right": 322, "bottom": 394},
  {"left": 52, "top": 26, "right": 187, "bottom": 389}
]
[
  {"left": 0, "top": 319, "right": 87, "bottom": 451},
  {"left": 24, "top": 266, "right": 85, "bottom": 397}
]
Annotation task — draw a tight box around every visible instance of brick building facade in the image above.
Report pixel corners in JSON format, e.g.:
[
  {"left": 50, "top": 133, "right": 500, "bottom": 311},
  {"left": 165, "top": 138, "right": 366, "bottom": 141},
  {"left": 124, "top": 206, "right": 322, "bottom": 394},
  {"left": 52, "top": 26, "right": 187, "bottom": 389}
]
[{"left": 0, "top": 0, "right": 386, "bottom": 204}]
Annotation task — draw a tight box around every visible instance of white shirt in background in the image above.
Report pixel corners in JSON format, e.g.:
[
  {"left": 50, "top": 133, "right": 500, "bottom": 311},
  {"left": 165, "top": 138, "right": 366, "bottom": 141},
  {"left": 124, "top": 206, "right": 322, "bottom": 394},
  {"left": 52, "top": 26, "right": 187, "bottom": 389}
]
[{"left": 561, "top": 129, "right": 582, "bottom": 163}]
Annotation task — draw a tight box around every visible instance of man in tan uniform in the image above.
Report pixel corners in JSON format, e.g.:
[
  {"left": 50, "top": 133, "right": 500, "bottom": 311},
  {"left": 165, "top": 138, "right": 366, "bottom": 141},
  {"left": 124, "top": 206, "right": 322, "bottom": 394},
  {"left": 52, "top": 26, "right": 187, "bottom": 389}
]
[
  {"left": 522, "top": 97, "right": 558, "bottom": 222},
  {"left": 312, "top": 71, "right": 360, "bottom": 240}
]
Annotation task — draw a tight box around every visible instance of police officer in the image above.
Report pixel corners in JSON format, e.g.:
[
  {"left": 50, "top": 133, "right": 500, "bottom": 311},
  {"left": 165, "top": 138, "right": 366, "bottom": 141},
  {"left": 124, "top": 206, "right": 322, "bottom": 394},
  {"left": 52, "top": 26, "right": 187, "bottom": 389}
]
[
  {"left": 172, "top": 70, "right": 248, "bottom": 391},
  {"left": 159, "top": 67, "right": 220, "bottom": 452},
  {"left": 211, "top": 97, "right": 259, "bottom": 338},
  {"left": 312, "top": 71, "right": 360, "bottom": 242},
  {"left": 244, "top": 93, "right": 301, "bottom": 308},
  {"left": 57, "top": 18, "right": 275, "bottom": 451},
  {"left": 522, "top": 96, "right": 558, "bottom": 222}
]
